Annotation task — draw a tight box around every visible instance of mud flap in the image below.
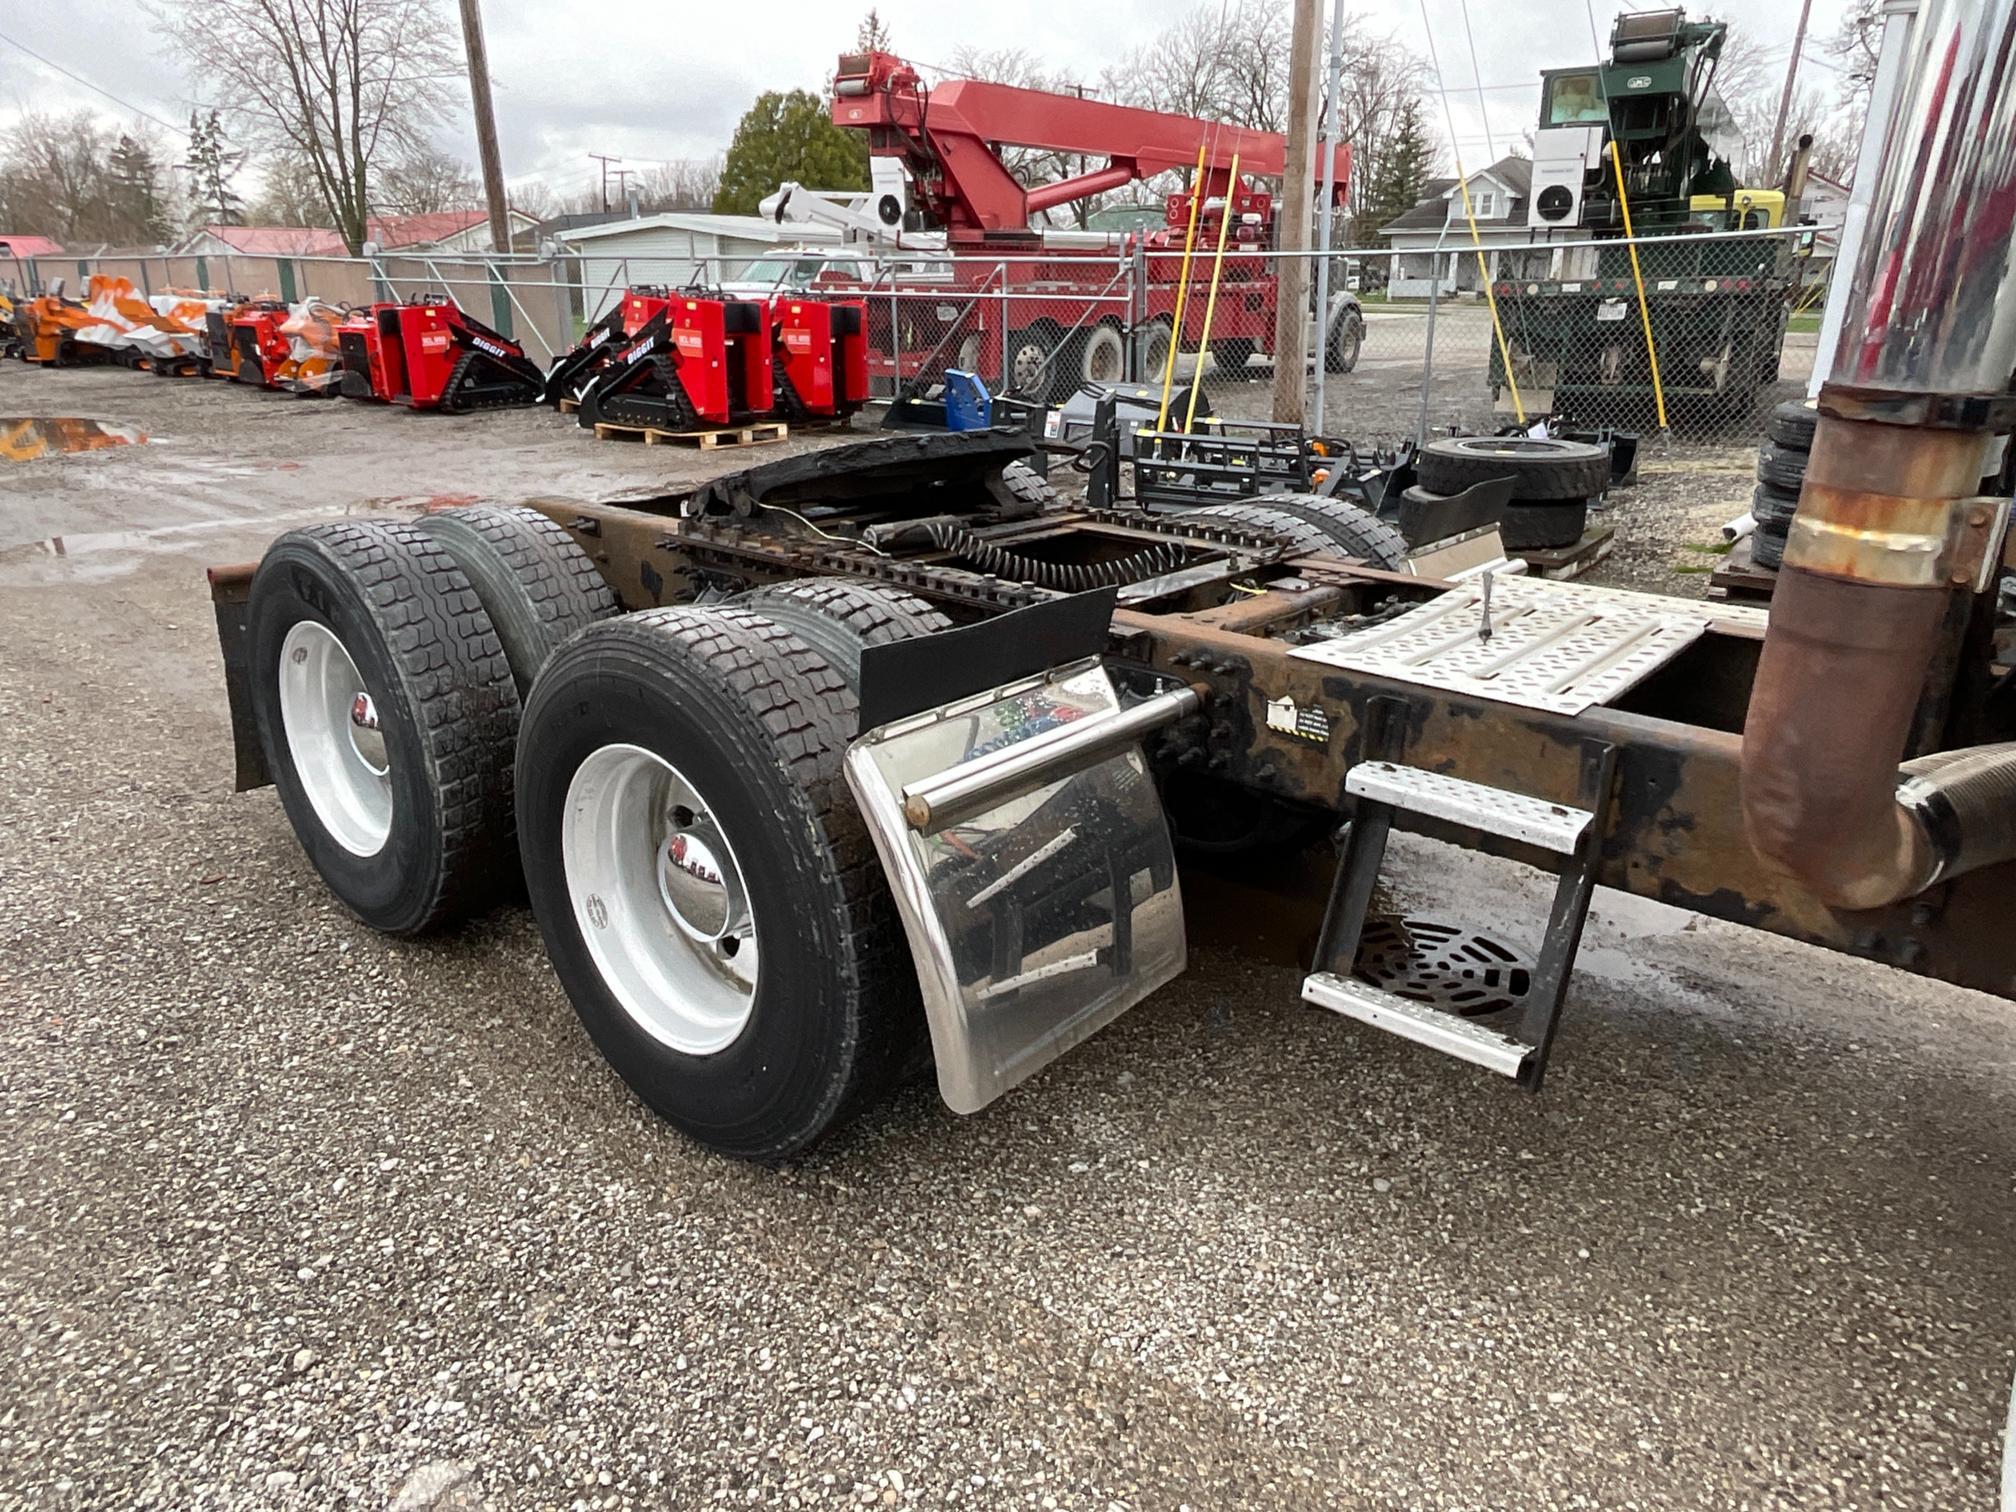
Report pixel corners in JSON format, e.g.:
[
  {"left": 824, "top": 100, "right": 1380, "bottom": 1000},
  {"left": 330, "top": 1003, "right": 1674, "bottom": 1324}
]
[{"left": 845, "top": 657, "right": 1190, "bottom": 1114}]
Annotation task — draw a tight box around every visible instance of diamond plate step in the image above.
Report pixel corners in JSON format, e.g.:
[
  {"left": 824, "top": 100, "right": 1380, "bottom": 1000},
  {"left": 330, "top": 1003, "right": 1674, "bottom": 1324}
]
[
  {"left": 1302, "top": 971, "right": 1532, "bottom": 1078},
  {"left": 1345, "top": 760, "right": 1592, "bottom": 854}
]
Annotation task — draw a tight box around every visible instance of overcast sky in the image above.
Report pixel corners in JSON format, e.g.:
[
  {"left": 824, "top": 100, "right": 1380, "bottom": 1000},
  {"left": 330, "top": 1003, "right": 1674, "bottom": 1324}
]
[{"left": 0, "top": 0, "right": 1860, "bottom": 208}]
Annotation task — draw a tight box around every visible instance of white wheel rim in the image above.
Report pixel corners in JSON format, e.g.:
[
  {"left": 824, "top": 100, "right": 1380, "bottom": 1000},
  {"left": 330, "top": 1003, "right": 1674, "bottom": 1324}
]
[
  {"left": 562, "top": 743, "right": 759, "bottom": 1054},
  {"left": 1012, "top": 341, "right": 1047, "bottom": 392},
  {"left": 1086, "top": 330, "right": 1122, "bottom": 383},
  {"left": 956, "top": 334, "right": 982, "bottom": 371},
  {"left": 277, "top": 620, "right": 393, "bottom": 856}
]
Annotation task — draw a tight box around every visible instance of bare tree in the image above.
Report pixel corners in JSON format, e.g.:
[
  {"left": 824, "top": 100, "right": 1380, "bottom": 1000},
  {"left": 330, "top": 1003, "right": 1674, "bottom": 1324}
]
[
  {"left": 0, "top": 111, "right": 112, "bottom": 242},
  {"left": 635, "top": 157, "right": 723, "bottom": 214},
  {"left": 377, "top": 144, "right": 482, "bottom": 214},
  {"left": 1098, "top": 3, "right": 1429, "bottom": 239},
  {"left": 948, "top": 46, "right": 1103, "bottom": 227},
  {"left": 507, "top": 178, "right": 560, "bottom": 222},
  {"left": 1113, "top": 7, "right": 1239, "bottom": 122},
  {"left": 1829, "top": 0, "right": 1884, "bottom": 104},
  {"left": 1716, "top": 24, "right": 1861, "bottom": 188},
  {"left": 1329, "top": 26, "right": 1433, "bottom": 238},
  {"left": 155, "top": 0, "right": 461, "bottom": 254},
  {"left": 249, "top": 151, "right": 336, "bottom": 226},
  {"left": 1213, "top": 1, "right": 1296, "bottom": 134}
]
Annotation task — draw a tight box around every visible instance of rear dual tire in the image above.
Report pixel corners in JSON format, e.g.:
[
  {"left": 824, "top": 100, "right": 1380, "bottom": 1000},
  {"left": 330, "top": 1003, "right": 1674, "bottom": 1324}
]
[
  {"left": 247, "top": 521, "right": 519, "bottom": 936},
  {"left": 1179, "top": 496, "right": 1408, "bottom": 571},
  {"left": 515, "top": 608, "right": 928, "bottom": 1161},
  {"left": 248, "top": 507, "right": 617, "bottom": 935}
]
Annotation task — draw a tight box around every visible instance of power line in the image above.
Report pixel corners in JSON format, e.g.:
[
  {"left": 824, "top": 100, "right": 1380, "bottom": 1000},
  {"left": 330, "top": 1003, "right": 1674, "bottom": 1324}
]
[{"left": 0, "top": 25, "right": 189, "bottom": 138}]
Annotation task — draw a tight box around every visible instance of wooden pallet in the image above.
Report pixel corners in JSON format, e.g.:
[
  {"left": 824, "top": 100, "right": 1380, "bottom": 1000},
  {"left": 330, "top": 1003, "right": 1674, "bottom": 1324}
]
[
  {"left": 591, "top": 420, "right": 788, "bottom": 450},
  {"left": 1708, "top": 535, "right": 1779, "bottom": 604},
  {"left": 1512, "top": 522, "right": 1615, "bottom": 581},
  {"left": 556, "top": 396, "right": 579, "bottom": 414}
]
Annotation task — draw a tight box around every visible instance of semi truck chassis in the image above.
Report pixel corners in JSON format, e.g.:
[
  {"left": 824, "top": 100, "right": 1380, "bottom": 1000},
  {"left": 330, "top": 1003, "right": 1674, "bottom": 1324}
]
[{"left": 210, "top": 431, "right": 2016, "bottom": 1159}]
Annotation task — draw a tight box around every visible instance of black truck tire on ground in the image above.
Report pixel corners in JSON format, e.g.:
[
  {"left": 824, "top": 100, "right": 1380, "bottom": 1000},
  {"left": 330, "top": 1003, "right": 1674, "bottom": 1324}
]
[
  {"left": 1400, "top": 486, "right": 1588, "bottom": 551},
  {"left": 514, "top": 608, "right": 925, "bottom": 1162},
  {"left": 416, "top": 505, "right": 620, "bottom": 698},
  {"left": 1767, "top": 397, "right": 1819, "bottom": 451},
  {"left": 1753, "top": 529, "right": 1787, "bottom": 570},
  {"left": 1135, "top": 316, "right": 1174, "bottom": 379},
  {"left": 1415, "top": 436, "right": 1611, "bottom": 501},
  {"left": 1237, "top": 493, "right": 1408, "bottom": 569},
  {"left": 1756, "top": 439, "right": 1809, "bottom": 492},
  {"left": 246, "top": 520, "right": 519, "bottom": 935},
  {"left": 1076, "top": 324, "right": 1127, "bottom": 388},
  {"left": 1213, "top": 338, "right": 1256, "bottom": 380},
  {"left": 1752, "top": 480, "right": 1800, "bottom": 527},
  {"left": 1499, "top": 499, "right": 1589, "bottom": 550},
  {"left": 1176, "top": 502, "right": 1338, "bottom": 556},
  {"left": 1006, "top": 326, "right": 1057, "bottom": 400},
  {"left": 1325, "top": 313, "right": 1363, "bottom": 374},
  {"left": 731, "top": 578, "right": 950, "bottom": 690}
]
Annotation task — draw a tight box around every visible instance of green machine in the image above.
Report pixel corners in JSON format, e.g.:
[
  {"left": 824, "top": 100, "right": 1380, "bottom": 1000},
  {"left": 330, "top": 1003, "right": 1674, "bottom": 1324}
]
[{"left": 1488, "top": 7, "right": 1802, "bottom": 429}]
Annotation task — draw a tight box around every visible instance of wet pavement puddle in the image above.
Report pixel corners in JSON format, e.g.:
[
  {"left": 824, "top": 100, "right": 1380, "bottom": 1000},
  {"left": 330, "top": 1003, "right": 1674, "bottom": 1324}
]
[{"left": 0, "top": 417, "right": 149, "bottom": 461}]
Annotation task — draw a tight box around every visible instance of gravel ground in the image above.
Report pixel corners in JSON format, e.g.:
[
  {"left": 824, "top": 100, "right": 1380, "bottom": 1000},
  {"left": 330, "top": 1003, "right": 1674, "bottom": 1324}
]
[{"left": 2, "top": 365, "right": 2014, "bottom": 1510}]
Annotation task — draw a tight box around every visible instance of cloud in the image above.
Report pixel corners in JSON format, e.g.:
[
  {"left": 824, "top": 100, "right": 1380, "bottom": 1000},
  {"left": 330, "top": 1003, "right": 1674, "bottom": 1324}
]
[{"left": 1, "top": 0, "right": 1863, "bottom": 208}]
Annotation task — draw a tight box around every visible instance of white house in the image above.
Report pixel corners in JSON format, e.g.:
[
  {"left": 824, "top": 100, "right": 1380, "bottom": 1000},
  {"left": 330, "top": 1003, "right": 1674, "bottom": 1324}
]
[
  {"left": 1377, "top": 157, "right": 1541, "bottom": 298},
  {"left": 555, "top": 213, "right": 845, "bottom": 320}
]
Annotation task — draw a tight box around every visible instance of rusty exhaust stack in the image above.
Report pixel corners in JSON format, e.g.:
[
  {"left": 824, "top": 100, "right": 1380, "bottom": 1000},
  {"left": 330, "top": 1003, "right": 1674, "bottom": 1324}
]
[{"left": 1741, "top": 0, "right": 2016, "bottom": 910}]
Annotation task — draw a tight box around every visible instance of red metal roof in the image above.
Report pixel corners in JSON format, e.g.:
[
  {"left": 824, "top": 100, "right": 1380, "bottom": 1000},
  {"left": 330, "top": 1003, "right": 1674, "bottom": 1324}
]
[{"left": 0, "top": 235, "right": 65, "bottom": 258}]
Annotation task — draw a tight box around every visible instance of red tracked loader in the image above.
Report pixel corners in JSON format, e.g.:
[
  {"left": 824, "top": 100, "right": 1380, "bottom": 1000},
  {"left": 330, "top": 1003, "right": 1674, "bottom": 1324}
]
[
  {"left": 573, "top": 289, "right": 775, "bottom": 432},
  {"left": 337, "top": 295, "right": 545, "bottom": 412},
  {"left": 560, "top": 286, "right": 871, "bottom": 431}
]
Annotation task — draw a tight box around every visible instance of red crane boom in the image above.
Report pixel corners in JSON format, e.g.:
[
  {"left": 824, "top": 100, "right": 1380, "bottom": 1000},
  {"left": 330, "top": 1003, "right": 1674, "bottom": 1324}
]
[{"left": 831, "top": 51, "right": 1349, "bottom": 243}]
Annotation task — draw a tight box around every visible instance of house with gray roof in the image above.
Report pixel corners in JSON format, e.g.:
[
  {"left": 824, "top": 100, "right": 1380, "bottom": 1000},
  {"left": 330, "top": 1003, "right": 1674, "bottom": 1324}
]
[{"left": 1376, "top": 156, "right": 1547, "bottom": 298}]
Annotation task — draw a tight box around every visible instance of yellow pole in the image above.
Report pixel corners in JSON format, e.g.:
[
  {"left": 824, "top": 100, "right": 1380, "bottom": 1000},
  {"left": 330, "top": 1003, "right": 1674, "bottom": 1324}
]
[
  {"left": 1608, "top": 140, "right": 1668, "bottom": 432},
  {"left": 1447, "top": 166, "right": 1524, "bottom": 424},
  {"left": 1183, "top": 152, "right": 1239, "bottom": 434},
  {"left": 1154, "top": 143, "right": 1210, "bottom": 435}
]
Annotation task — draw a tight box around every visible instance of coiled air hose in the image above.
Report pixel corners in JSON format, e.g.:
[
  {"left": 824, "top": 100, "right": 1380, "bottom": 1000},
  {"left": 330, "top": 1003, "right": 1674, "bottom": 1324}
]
[{"left": 925, "top": 523, "right": 1187, "bottom": 591}]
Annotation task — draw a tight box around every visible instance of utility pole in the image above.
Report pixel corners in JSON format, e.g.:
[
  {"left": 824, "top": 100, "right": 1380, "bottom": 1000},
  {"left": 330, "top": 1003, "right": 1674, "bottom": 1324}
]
[
  {"left": 1308, "top": 0, "right": 1348, "bottom": 429},
  {"left": 589, "top": 153, "right": 622, "bottom": 213},
  {"left": 1767, "top": 0, "right": 1815, "bottom": 180},
  {"left": 611, "top": 168, "right": 636, "bottom": 216},
  {"left": 456, "top": 0, "right": 512, "bottom": 254},
  {"left": 1270, "top": 0, "right": 1320, "bottom": 426}
]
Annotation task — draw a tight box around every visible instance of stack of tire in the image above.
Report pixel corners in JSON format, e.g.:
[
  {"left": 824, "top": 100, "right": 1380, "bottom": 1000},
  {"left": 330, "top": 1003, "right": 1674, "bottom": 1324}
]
[
  {"left": 1402, "top": 436, "right": 1614, "bottom": 551},
  {"left": 1752, "top": 397, "right": 1817, "bottom": 571}
]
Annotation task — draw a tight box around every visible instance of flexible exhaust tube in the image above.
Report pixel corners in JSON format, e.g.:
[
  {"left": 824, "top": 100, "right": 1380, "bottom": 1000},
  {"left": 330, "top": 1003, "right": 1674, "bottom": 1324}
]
[{"left": 1741, "top": 0, "right": 2016, "bottom": 910}]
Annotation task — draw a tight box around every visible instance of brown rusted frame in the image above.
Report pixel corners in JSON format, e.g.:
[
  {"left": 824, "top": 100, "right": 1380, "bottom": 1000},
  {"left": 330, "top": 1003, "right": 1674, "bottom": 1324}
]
[{"left": 212, "top": 495, "right": 2016, "bottom": 1000}]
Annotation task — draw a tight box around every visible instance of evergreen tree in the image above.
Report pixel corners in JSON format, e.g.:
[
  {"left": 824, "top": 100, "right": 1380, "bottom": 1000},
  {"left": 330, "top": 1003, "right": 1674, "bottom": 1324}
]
[
  {"left": 1360, "top": 96, "right": 1436, "bottom": 236},
  {"left": 857, "top": 9, "right": 894, "bottom": 51},
  {"left": 712, "top": 90, "right": 869, "bottom": 215},
  {"left": 106, "top": 134, "right": 173, "bottom": 244},
  {"left": 183, "top": 110, "right": 245, "bottom": 228}
]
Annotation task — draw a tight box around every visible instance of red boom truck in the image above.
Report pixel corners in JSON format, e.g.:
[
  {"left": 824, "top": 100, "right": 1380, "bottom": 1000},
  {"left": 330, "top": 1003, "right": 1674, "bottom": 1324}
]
[{"left": 766, "top": 51, "right": 1360, "bottom": 402}]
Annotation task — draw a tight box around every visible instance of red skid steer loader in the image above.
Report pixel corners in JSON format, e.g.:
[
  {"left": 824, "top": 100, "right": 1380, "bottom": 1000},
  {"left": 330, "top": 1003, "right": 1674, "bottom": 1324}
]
[{"left": 337, "top": 295, "right": 544, "bottom": 412}]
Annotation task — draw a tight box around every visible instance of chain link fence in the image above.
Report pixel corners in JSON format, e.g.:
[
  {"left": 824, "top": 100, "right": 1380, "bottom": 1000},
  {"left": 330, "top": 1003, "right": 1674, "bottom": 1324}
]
[{"left": 9, "top": 224, "right": 1827, "bottom": 440}]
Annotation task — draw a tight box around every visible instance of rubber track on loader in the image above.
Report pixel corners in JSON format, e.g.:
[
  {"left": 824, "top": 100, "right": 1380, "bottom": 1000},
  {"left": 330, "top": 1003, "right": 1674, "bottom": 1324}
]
[
  {"left": 439, "top": 351, "right": 544, "bottom": 414},
  {"left": 581, "top": 352, "right": 701, "bottom": 433}
]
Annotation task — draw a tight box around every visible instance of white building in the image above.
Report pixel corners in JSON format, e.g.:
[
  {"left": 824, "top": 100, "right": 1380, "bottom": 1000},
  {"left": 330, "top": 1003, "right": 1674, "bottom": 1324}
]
[
  {"left": 555, "top": 213, "right": 844, "bottom": 320},
  {"left": 1377, "top": 157, "right": 1541, "bottom": 298}
]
